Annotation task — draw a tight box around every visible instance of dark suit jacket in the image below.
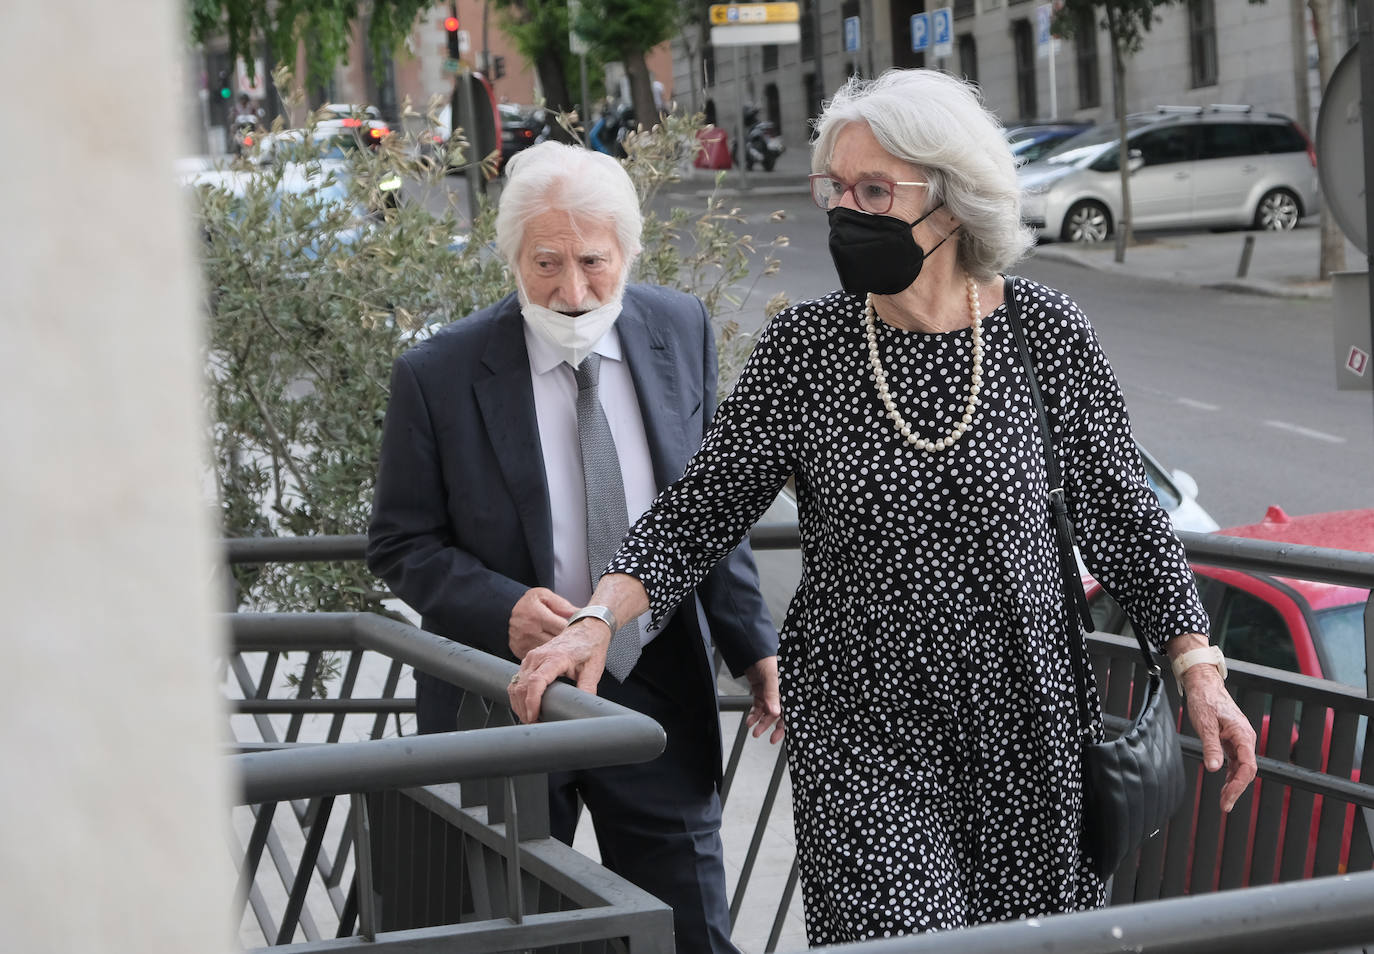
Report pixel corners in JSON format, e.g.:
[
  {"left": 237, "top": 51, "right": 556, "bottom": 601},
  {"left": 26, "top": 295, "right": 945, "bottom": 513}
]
[{"left": 367, "top": 285, "right": 777, "bottom": 781}]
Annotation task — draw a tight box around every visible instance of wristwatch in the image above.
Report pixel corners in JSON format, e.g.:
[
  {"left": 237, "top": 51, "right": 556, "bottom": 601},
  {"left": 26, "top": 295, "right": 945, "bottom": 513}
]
[
  {"left": 1171, "top": 645, "right": 1227, "bottom": 693},
  {"left": 569, "top": 604, "right": 619, "bottom": 635}
]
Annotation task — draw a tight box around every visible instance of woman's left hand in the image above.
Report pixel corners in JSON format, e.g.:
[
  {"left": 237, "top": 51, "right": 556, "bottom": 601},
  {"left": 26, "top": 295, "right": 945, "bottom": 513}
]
[{"left": 1180, "top": 665, "right": 1257, "bottom": 812}]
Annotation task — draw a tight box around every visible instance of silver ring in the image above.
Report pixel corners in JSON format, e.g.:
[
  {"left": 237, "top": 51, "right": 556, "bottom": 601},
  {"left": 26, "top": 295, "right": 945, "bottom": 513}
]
[{"left": 509, "top": 673, "right": 521, "bottom": 686}]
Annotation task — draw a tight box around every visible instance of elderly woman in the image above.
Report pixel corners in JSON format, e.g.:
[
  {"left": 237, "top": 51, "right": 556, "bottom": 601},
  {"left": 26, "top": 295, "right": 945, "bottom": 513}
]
[{"left": 510, "top": 70, "right": 1256, "bottom": 944}]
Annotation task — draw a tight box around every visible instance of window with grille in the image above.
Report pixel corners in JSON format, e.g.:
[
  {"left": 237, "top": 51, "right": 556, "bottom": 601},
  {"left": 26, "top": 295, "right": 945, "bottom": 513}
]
[
  {"left": 1074, "top": 7, "right": 1099, "bottom": 108},
  {"left": 958, "top": 33, "right": 978, "bottom": 85},
  {"left": 1012, "top": 18, "right": 1036, "bottom": 120},
  {"left": 1189, "top": 0, "right": 1218, "bottom": 88},
  {"left": 889, "top": 0, "right": 926, "bottom": 70}
]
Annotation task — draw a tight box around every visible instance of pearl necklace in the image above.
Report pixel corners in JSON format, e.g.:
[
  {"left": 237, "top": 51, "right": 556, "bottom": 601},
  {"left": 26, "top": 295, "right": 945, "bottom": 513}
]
[{"left": 864, "top": 276, "right": 983, "bottom": 453}]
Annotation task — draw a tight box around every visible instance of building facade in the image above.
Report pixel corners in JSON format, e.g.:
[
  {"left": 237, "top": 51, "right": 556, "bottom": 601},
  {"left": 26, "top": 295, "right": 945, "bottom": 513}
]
[{"left": 675, "top": 0, "right": 1359, "bottom": 158}]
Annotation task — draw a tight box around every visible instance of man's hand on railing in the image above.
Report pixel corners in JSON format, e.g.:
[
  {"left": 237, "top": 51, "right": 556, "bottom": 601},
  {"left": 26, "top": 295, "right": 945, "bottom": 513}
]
[{"left": 744, "top": 656, "right": 785, "bottom": 744}]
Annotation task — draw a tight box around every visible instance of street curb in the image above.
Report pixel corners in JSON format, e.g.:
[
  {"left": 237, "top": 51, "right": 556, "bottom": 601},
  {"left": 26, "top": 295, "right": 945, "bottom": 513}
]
[
  {"left": 1030, "top": 246, "right": 1333, "bottom": 301},
  {"left": 1201, "top": 279, "right": 1333, "bottom": 300},
  {"left": 656, "top": 167, "right": 812, "bottom": 197}
]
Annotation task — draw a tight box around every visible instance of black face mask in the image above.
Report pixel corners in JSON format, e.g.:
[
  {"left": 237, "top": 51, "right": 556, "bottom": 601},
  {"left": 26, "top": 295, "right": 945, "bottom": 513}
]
[{"left": 827, "top": 203, "right": 955, "bottom": 296}]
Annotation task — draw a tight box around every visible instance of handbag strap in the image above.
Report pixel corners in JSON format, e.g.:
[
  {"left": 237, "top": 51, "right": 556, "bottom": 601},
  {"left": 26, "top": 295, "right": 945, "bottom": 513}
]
[{"left": 1001, "top": 276, "right": 1158, "bottom": 688}]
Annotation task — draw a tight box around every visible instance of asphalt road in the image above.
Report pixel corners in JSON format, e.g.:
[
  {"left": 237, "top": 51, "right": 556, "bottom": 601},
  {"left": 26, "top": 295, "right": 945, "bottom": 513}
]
[{"left": 650, "top": 188, "right": 1373, "bottom": 530}]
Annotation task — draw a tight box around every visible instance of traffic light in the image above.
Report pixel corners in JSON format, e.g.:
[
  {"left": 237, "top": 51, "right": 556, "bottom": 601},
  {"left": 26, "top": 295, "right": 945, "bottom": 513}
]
[
  {"left": 444, "top": 9, "right": 461, "bottom": 59},
  {"left": 493, "top": 55, "right": 506, "bottom": 79},
  {"left": 217, "top": 70, "right": 232, "bottom": 100}
]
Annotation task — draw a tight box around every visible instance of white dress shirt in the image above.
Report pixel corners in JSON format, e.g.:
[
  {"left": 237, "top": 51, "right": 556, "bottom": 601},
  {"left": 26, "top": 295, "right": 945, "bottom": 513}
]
[{"left": 524, "top": 321, "right": 661, "bottom": 644}]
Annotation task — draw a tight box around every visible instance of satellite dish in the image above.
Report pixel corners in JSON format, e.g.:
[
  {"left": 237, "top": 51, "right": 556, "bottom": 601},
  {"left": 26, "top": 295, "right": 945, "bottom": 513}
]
[{"left": 1316, "top": 43, "right": 1367, "bottom": 255}]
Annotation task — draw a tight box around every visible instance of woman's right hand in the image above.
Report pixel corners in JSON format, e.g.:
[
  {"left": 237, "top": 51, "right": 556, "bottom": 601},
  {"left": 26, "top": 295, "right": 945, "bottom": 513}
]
[{"left": 507, "top": 617, "right": 613, "bottom": 724}]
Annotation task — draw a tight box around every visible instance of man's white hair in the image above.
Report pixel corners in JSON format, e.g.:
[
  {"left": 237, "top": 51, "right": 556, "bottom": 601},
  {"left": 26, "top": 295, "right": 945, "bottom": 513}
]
[
  {"left": 811, "top": 69, "right": 1035, "bottom": 281},
  {"left": 495, "top": 141, "right": 644, "bottom": 269}
]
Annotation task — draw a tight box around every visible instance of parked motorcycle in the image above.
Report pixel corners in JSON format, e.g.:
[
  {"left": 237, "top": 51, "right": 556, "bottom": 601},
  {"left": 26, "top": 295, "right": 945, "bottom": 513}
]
[
  {"left": 589, "top": 102, "right": 634, "bottom": 158},
  {"left": 742, "top": 104, "right": 784, "bottom": 172},
  {"left": 231, "top": 111, "right": 262, "bottom": 156}
]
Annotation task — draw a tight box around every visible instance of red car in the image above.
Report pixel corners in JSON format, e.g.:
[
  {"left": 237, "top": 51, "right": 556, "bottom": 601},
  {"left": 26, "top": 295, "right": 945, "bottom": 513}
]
[
  {"left": 1086, "top": 506, "right": 1370, "bottom": 883},
  {"left": 1086, "top": 505, "right": 1370, "bottom": 689}
]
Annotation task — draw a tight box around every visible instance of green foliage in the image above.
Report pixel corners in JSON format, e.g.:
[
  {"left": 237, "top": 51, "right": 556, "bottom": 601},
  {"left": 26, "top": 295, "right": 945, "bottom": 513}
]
[
  {"left": 573, "top": 0, "right": 680, "bottom": 59},
  {"left": 197, "top": 96, "right": 505, "bottom": 617},
  {"left": 490, "top": 0, "right": 606, "bottom": 110},
  {"left": 1053, "top": 0, "right": 1181, "bottom": 56},
  {"left": 188, "top": 0, "right": 433, "bottom": 90},
  {"left": 195, "top": 100, "right": 786, "bottom": 625},
  {"left": 620, "top": 112, "right": 790, "bottom": 394}
]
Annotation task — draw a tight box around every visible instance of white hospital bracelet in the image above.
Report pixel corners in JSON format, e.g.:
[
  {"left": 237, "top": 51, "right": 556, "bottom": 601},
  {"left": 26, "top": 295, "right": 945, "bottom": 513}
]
[{"left": 1171, "top": 645, "right": 1227, "bottom": 693}]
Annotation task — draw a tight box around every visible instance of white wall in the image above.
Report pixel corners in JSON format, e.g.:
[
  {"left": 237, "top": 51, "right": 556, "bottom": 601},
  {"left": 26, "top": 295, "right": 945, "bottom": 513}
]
[{"left": 0, "top": 3, "right": 234, "bottom": 952}]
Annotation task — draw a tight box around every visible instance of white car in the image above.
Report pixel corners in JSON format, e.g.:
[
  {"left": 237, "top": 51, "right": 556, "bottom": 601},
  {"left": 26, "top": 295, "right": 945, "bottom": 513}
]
[{"left": 1019, "top": 106, "right": 1319, "bottom": 243}]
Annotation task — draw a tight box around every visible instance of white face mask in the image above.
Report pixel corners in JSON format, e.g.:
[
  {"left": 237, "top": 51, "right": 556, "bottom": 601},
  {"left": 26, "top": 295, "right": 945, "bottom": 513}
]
[{"left": 518, "top": 277, "right": 626, "bottom": 368}]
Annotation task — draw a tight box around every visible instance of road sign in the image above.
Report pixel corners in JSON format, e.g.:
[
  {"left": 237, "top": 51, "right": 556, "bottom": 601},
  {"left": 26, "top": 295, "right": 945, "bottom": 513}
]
[
  {"left": 910, "top": 13, "right": 929, "bottom": 52},
  {"left": 235, "top": 57, "right": 265, "bottom": 96},
  {"left": 932, "top": 7, "right": 953, "bottom": 57},
  {"left": 1036, "top": 3, "right": 1054, "bottom": 58},
  {"left": 569, "top": 0, "right": 589, "bottom": 55},
  {"left": 710, "top": 22, "right": 801, "bottom": 45},
  {"left": 844, "top": 15, "right": 860, "bottom": 53},
  {"left": 708, "top": 2, "right": 800, "bottom": 24}
]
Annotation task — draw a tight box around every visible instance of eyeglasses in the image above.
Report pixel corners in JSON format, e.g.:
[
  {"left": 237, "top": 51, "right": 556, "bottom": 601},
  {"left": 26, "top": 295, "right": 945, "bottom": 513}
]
[{"left": 809, "top": 173, "right": 928, "bottom": 215}]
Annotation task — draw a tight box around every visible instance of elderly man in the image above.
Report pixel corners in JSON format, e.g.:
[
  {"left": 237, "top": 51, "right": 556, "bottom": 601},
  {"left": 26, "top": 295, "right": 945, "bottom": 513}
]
[{"left": 367, "top": 141, "right": 782, "bottom": 953}]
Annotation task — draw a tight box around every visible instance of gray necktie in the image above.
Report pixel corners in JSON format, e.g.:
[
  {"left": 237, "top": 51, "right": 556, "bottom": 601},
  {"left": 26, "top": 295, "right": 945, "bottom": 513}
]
[{"left": 573, "top": 354, "right": 641, "bottom": 680}]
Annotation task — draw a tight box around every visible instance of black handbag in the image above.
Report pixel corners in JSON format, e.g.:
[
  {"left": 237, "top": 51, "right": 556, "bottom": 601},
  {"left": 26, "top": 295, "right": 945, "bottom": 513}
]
[{"left": 1003, "top": 275, "right": 1187, "bottom": 878}]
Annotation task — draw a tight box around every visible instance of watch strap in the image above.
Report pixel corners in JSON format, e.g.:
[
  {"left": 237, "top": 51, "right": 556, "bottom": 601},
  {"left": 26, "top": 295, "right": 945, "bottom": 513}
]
[{"left": 569, "top": 604, "right": 618, "bottom": 635}]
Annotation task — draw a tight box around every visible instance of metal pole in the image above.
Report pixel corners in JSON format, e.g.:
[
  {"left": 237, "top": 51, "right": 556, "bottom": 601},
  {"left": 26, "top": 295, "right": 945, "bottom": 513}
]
[
  {"left": 580, "top": 53, "right": 591, "bottom": 148},
  {"left": 350, "top": 794, "right": 377, "bottom": 940},
  {"left": 458, "top": 64, "right": 481, "bottom": 223},
  {"left": 1237, "top": 234, "right": 1255, "bottom": 278},
  {"left": 1048, "top": 33, "right": 1058, "bottom": 118},
  {"left": 735, "top": 46, "right": 749, "bottom": 188},
  {"left": 812, "top": 0, "right": 826, "bottom": 116},
  {"left": 1358, "top": 5, "right": 1374, "bottom": 454},
  {"left": 481, "top": 0, "right": 490, "bottom": 81}
]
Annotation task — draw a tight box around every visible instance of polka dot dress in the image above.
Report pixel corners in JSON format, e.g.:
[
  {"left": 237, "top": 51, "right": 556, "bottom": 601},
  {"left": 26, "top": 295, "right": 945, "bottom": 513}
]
[{"left": 605, "top": 276, "right": 1209, "bottom": 946}]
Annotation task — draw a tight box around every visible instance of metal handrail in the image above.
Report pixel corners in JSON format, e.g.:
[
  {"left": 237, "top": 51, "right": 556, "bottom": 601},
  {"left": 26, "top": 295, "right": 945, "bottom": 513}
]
[
  {"left": 227, "top": 612, "right": 673, "bottom": 950},
  {"left": 1178, "top": 527, "right": 1374, "bottom": 589},
  {"left": 223, "top": 531, "right": 1374, "bottom": 951},
  {"left": 781, "top": 869, "right": 1374, "bottom": 953},
  {"left": 224, "top": 525, "right": 1374, "bottom": 591},
  {"left": 229, "top": 613, "right": 665, "bottom": 805}
]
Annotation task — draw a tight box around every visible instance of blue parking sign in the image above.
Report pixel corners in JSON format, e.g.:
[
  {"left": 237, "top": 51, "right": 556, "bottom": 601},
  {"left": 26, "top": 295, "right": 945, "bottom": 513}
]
[
  {"left": 843, "top": 15, "right": 860, "bottom": 53},
  {"left": 910, "top": 13, "right": 929, "bottom": 52},
  {"left": 932, "top": 6, "right": 953, "bottom": 57}
]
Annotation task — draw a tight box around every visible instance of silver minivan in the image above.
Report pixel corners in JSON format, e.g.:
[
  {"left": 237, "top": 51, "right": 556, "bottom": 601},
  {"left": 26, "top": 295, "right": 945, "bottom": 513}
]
[{"left": 1018, "top": 106, "right": 1319, "bottom": 243}]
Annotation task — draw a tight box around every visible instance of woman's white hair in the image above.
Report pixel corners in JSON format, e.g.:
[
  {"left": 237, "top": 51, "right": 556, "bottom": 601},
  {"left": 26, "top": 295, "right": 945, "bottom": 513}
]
[
  {"left": 495, "top": 141, "right": 644, "bottom": 268},
  {"left": 812, "top": 69, "right": 1034, "bottom": 281}
]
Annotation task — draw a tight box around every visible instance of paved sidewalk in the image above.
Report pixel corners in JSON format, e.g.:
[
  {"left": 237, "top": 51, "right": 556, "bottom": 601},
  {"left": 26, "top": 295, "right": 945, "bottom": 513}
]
[{"left": 1031, "top": 222, "right": 1364, "bottom": 300}]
